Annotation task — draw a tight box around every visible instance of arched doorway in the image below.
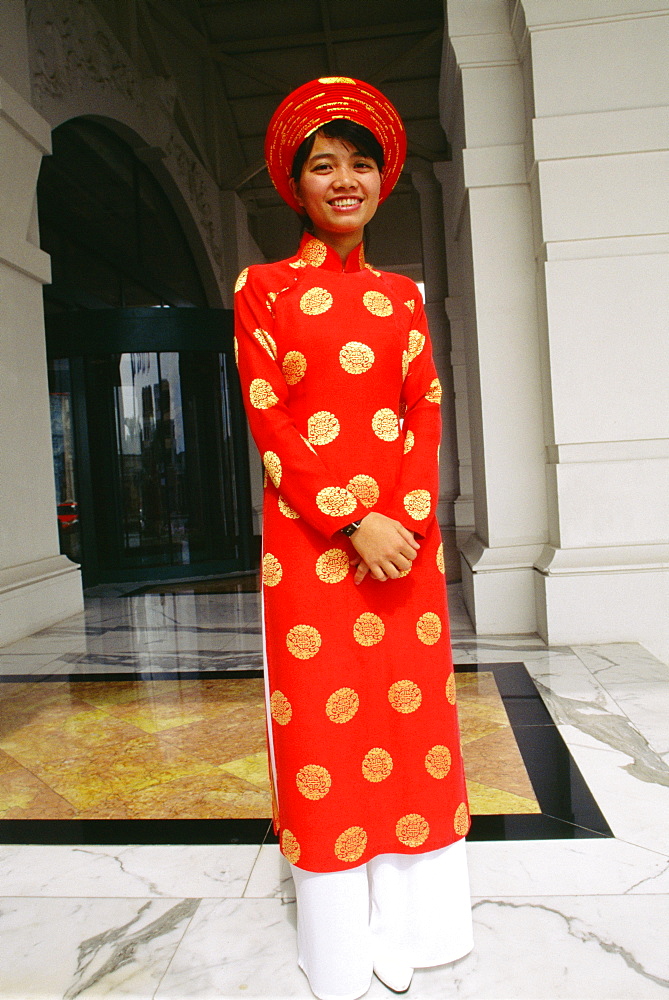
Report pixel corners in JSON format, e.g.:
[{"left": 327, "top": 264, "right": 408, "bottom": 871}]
[{"left": 39, "top": 118, "right": 253, "bottom": 586}]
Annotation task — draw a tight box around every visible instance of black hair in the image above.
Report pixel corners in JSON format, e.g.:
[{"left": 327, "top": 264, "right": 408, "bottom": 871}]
[{"left": 290, "top": 119, "right": 384, "bottom": 185}]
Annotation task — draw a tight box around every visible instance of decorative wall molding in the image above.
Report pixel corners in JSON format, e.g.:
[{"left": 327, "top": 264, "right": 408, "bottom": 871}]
[
  {"left": 27, "top": 0, "right": 145, "bottom": 110},
  {"left": 25, "top": 0, "right": 225, "bottom": 282}
]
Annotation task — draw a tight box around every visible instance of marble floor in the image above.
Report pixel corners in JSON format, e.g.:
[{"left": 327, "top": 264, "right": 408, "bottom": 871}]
[{"left": 0, "top": 584, "right": 668, "bottom": 998}]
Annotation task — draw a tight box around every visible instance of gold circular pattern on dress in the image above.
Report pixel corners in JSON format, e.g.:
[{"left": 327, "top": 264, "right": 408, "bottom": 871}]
[
  {"left": 316, "top": 487, "right": 358, "bottom": 518},
  {"left": 401, "top": 350, "right": 409, "bottom": 381},
  {"left": 388, "top": 679, "right": 422, "bottom": 713},
  {"left": 301, "top": 238, "right": 328, "bottom": 266},
  {"left": 404, "top": 430, "right": 415, "bottom": 455},
  {"left": 316, "top": 548, "right": 350, "bottom": 584},
  {"left": 454, "top": 802, "right": 470, "bottom": 837},
  {"left": 253, "top": 327, "right": 277, "bottom": 359},
  {"left": 296, "top": 764, "right": 332, "bottom": 800},
  {"left": 339, "top": 341, "right": 375, "bottom": 374},
  {"left": 233, "top": 336, "right": 239, "bottom": 365},
  {"left": 404, "top": 298, "right": 415, "bottom": 313},
  {"left": 282, "top": 351, "right": 307, "bottom": 385},
  {"left": 363, "top": 290, "right": 393, "bottom": 317},
  {"left": 426, "top": 377, "right": 442, "bottom": 404},
  {"left": 234, "top": 267, "right": 249, "bottom": 293},
  {"left": 278, "top": 495, "right": 300, "bottom": 519},
  {"left": 300, "top": 286, "right": 333, "bottom": 315},
  {"left": 334, "top": 826, "right": 368, "bottom": 864},
  {"left": 347, "top": 474, "right": 379, "bottom": 508},
  {"left": 266, "top": 291, "right": 278, "bottom": 314},
  {"left": 403, "top": 490, "right": 431, "bottom": 520},
  {"left": 262, "top": 552, "right": 282, "bottom": 587},
  {"left": 397, "top": 564, "right": 412, "bottom": 578},
  {"left": 326, "top": 687, "right": 360, "bottom": 724},
  {"left": 362, "top": 747, "right": 393, "bottom": 783},
  {"left": 425, "top": 744, "right": 452, "bottom": 779},
  {"left": 372, "top": 408, "right": 399, "bottom": 442},
  {"left": 301, "top": 434, "right": 317, "bottom": 454},
  {"left": 396, "top": 813, "right": 430, "bottom": 848},
  {"left": 408, "top": 329, "right": 425, "bottom": 361},
  {"left": 270, "top": 690, "right": 292, "bottom": 725},
  {"left": 281, "top": 829, "right": 301, "bottom": 864},
  {"left": 286, "top": 624, "right": 322, "bottom": 659},
  {"left": 445, "top": 673, "right": 457, "bottom": 705},
  {"left": 417, "top": 611, "right": 442, "bottom": 645},
  {"left": 263, "top": 450, "right": 282, "bottom": 488},
  {"left": 249, "top": 378, "right": 279, "bottom": 409},
  {"left": 353, "top": 612, "right": 385, "bottom": 646},
  {"left": 308, "top": 410, "right": 340, "bottom": 446}
]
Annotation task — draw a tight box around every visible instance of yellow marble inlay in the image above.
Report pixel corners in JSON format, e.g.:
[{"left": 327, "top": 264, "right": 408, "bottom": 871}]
[{"left": 0, "top": 671, "right": 540, "bottom": 821}]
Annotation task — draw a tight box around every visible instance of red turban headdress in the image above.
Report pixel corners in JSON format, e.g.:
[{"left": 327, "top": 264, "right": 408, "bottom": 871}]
[{"left": 264, "top": 77, "right": 407, "bottom": 213}]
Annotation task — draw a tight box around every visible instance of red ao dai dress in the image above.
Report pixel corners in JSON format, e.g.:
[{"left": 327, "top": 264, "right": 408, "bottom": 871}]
[{"left": 234, "top": 234, "right": 470, "bottom": 874}]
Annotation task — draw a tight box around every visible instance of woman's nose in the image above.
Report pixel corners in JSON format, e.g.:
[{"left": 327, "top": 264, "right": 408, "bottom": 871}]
[{"left": 333, "top": 167, "right": 357, "bottom": 187}]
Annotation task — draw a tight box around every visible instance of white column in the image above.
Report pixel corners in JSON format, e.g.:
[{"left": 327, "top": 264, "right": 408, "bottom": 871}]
[
  {"left": 442, "top": 0, "right": 548, "bottom": 633},
  {"left": 0, "top": 2, "right": 82, "bottom": 645},
  {"left": 522, "top": 0, "right": 669, "bottom": 661},
  {"left": 409, "top": 162, "right": 459, "bottom": 531}
]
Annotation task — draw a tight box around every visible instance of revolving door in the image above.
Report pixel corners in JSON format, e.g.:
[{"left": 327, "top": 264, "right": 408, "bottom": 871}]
[{"left": 47, "top": 308, "right": 254, "bottom": 586}]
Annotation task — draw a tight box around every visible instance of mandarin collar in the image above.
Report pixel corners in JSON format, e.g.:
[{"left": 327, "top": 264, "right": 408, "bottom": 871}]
[{"left": 291, "top": 234, "right": 368, "bottom": 273}]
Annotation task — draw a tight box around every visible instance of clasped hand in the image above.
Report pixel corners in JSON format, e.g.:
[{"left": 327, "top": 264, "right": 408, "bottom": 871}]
[{"left": 349, "top": 511, "right": 420, "bottom": 585}]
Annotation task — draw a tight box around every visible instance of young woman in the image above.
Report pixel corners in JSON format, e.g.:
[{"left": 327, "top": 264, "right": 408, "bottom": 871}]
[{"left": 234, "top": 77, "right": 473, "bottom": 1000}]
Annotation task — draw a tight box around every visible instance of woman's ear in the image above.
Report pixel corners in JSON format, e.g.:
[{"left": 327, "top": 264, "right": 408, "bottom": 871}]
[{"left": 288, "top": 176, "right": 304, "bottom": 209}]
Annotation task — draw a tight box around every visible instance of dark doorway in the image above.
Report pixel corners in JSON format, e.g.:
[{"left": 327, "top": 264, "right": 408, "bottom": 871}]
[{"left": 39, "top": 119, "right": 253, "bottom": 585}]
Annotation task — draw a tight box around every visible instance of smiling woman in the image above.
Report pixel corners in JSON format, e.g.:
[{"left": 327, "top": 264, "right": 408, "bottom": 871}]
[{"left": 233, "top": 77, "right": 473, "bottom": 1000}]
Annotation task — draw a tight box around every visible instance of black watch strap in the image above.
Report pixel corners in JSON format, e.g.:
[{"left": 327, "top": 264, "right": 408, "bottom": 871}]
[{"left": 340, "top": 519, "right": 363, "bottom": 537}]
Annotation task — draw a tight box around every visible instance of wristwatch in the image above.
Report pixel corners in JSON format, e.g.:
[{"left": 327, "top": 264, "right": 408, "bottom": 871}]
[{"left": 340, "top": 519, "right": 363, "bottom": 537}]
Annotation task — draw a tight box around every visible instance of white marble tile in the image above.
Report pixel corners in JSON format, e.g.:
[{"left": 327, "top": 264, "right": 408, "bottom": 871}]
[
  {"left": 154, "top": 893, "right": 669, "bottom": 1000},
  {"left": 0, "top": 896, "right": 197, "bottom": 999},
  {"left": 243, "top": 844, "right": 296, "bottom": 901},
  {"left": 572, "top": 644, "right": 669, "bottom": 756},
  {"left": 0, "top": 844, "right": 260, "bottom": 898},
  {"left": 574, "top": 643, "right": 669, "bottom": 682},
  {"left": 0, "top": 652, "right": 67, "bottom": 675},
  {"left": 415, "top": 894, "right": 669, "bottom": 998},
  {"left": 526, "top": 660, "right": 628, "bottom": 724},
  {"left": 556, "top": 722, "right": 669, "bottom": 856},
  {"left": 238, "top": 841, "right": 669, "bottom": 904},
  {"left": 466, "top": 839, "right": 669, "bottom": 897},
  {"left": 155, "top": 898, "right": 307, "bottom": 999}
]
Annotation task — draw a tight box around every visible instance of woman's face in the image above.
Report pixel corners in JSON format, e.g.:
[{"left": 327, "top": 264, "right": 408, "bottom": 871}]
[{"left": 289, "top": 133, "right": 381, "bottom": 243}]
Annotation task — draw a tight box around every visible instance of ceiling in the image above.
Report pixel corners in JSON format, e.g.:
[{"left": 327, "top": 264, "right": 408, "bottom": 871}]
[{"left": 94, "top": 0, "right": 448, "bottom": 266}]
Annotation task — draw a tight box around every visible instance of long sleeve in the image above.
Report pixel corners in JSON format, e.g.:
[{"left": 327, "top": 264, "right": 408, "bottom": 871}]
[
  {"left": 234, "top": 266, "right": 367, "bottom": 538},
  {"left": 382, "top": 293, "right": 442, "bottom": 538}
]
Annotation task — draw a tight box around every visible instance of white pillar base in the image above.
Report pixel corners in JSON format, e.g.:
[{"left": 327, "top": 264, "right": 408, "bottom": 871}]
[
  {"left": 460, "top": 534, "right": 543, "bottom": 634},
  {"left": 0, "top": 556, "right": 83, "bottom": 647},
  {"left": 535, "top": 545, "right": 669, "bottom": 665}
]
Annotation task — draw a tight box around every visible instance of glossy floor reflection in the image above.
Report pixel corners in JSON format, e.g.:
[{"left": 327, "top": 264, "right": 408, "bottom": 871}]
[{"left": 0, "top": 584, "right": 668, "bottom": 998}]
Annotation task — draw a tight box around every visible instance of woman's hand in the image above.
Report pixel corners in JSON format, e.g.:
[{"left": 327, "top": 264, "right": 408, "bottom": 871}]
[{"left": 349, "top": 512, "right": 420, "bottom": 584}]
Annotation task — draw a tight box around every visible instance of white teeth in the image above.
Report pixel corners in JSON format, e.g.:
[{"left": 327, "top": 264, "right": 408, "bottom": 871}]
[{"left": 331, "top": 198, "right": 361, "bottom": 207}]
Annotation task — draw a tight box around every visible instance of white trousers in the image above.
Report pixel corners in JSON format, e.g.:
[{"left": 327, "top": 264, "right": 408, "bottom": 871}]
[{"left": 290, "top": 838, "right": 473, "bottom": 1000}]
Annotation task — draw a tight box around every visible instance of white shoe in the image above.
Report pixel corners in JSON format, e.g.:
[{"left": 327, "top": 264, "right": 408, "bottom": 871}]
[{"left": 373, "top": 957, "right": 413, "bottom": 994}]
